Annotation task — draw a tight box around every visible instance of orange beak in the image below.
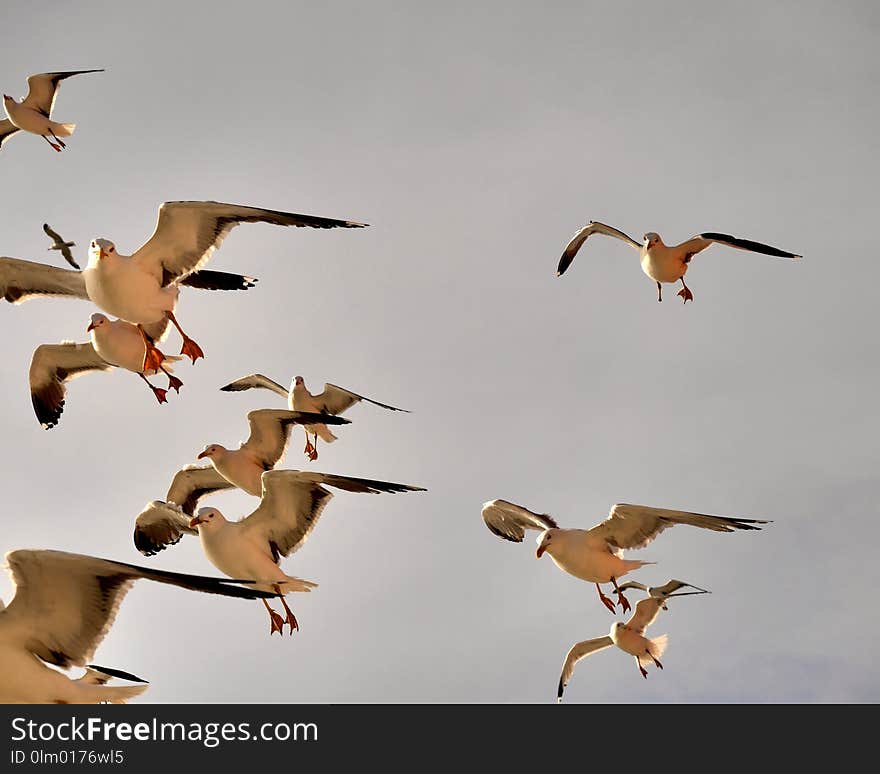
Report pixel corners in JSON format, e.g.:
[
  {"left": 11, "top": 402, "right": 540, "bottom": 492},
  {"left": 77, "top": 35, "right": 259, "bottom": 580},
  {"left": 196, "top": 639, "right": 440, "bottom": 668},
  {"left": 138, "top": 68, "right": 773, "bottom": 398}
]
[
  {"left": 196, "top": 450, "right": 209, "bottom": 460},
  {"left": 86, "top": 321, "right": 97, "bottom": 332},
  {"left": 189, "top": 515, "right": 202, "bottom": 528},
  {"left": 536, "top": 545, "right": 546, "bottom": 559}
]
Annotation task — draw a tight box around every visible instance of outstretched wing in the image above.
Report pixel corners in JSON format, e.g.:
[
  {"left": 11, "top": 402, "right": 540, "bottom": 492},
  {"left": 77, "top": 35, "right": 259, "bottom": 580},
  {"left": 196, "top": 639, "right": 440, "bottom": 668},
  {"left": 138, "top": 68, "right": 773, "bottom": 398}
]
[
  {"left": 240, "top": 409, "right": 350, "bottom": 467},
  {"left": 21, "top": 69, "right": 104, "bottom": 116},
  {"left": 310, "top": 383, "right": 410, "bottom": 415},
  {"left": 0, "top": 257, "right": 87, "bottom": 303},
  {"left": 676, "top": 232, "right": 801, "bottom": 261},
  {"left": 557, "top": 636, "right": 614, "bottom": 703},
  {"left": 0, "top": 549, "right": 273, "bottom": 669},
  {"left": 133, "top": 501, "right": 199, "bottom": 556},
  {"left": 132, "top": 201, "right": 368, "bottom": 286},
  {"left": 481, "top": 499, "right": 559, "bottom": 543},
  {"left": 589, "top": 503, "right": 768, "bottom": 551},
  {"left": 220, "top": 373, "right": 289, "bottom": 399},
  {"left": 28, "top": 341, "right": 112, "bottom": 429},
  {"left": 165, "top": 464, "right": 236, "bottom": 515},
  {"left": 626, "top": 597, "right": 664, "bottom": 635},
  {"left": 556, "top": 221, "right": 642, "bottom": 277}
]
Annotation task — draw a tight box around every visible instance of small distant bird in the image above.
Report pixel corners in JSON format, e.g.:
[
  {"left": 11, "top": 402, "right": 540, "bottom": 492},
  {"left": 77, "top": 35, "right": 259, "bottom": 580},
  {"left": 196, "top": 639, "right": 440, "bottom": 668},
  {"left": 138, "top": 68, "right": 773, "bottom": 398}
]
[
  {"left": 135, "top": 469, "right": 426, "bottom": 635},
  {"left": 556, "top": 595, "right": 676, "bottom": 703},
  {"left": 221, "top": 374, "right": 409, "bottom": 460},
  {"left": 42, "top": 223, "right": 79, "bottom": 269},
  {"left": 197, "top": 409, "right": 352, "bottom": 495},
  {"left": 556, "top": 221, "right": 801, "bottom": 302},
  {"left": 0, "top": 548, "right": 276, "bottom": 704},
  {"left": 615, "top": 579, "right": 710, "bottom": 609},
  {"left": 481, "top": 499, "right": 766, "bottom": 614},
  {"left": 1, "top": 70, "right": 103, "bottom": 153},
  {"left": 28, "top": 313, "right": 182, "bottom": 429}
]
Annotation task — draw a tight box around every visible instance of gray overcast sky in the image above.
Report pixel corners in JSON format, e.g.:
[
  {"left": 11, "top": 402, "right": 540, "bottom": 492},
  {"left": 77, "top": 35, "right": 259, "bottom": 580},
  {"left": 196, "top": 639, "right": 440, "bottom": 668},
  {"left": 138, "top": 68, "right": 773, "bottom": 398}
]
[{"left": 1, "top": 0, "right": 878, "bottom": 702}]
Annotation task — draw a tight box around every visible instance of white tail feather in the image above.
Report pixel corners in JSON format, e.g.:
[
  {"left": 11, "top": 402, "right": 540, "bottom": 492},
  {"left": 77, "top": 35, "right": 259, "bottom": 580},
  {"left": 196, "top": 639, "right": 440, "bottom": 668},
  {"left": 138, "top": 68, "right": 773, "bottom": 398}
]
[{"left": 51, "top": 122, "right": 76, "bottom": 137}]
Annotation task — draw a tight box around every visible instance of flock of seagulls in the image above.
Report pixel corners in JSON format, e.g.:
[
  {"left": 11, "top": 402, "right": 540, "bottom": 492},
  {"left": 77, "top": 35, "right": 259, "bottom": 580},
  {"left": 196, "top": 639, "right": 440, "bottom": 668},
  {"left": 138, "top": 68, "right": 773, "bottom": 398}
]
[{"left": 0, "top": 67, "right": 794, "bottom": 703}]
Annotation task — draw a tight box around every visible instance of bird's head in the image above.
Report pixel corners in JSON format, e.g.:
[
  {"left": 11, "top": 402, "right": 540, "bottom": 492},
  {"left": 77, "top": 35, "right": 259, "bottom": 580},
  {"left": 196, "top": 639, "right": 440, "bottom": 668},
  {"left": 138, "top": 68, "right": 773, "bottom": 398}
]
[
  {"left": 643, "top": 232, "right": 661, "bottom": 249},
  {"left": 89, "top": 238, "right": 116, "bottom": 264},
  {"left": 189, "top": 507, "right": 224, "bottom": 530},
  {"left": 535, "top": 529, "right": 557, "bottom": 559},
  {"left": 3, "top": 94, "right": 15, "bottom": 106},
  {"left": 86, "top": 313, "right": 110, "bottom": 333},
  {"left": 294, "top": 376, "right": 305, "bottom": 387},
  {"left": 197, "top": 444, "right": 226, "bottom": 461},
  {"left": 610, "top": 621, "right": 625, "bottom": 638}
]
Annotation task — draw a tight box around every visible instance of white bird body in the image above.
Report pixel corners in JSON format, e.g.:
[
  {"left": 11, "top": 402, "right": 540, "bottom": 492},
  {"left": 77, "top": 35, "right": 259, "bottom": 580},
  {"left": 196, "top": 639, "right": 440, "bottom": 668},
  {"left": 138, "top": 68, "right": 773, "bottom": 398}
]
[
  {"left": 639, "top": 240, "right": 689, "bottom": 284},
  {"left": 88, "top": 313, "right": 175, "bottom": 375},
  {"left": 200, "top": 447, "right": 265, "bottom": 497},
  {"left": 291, "top": 379, "right": 338, "bottom": 442},
  {"left": 540, "top": 528, "right": 651, "bottom": 584},
  {"left": 83, "top": 244, "right": 179, "bottom": 325},
  {"left": 610, "top": 620, "right": 668, "bottom": 662},
  {"left": 2, "top": 99, "right": 74, "bottom": 137}
]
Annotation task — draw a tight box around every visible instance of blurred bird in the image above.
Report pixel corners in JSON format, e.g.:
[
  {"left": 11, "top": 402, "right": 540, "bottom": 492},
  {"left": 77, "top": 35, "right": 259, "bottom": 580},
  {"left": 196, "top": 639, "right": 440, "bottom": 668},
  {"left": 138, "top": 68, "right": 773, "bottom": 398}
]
[
  {"left": 43, "top": 223, "right": 79, "bottom": 269},
  {"left": 556, "top": 221, "right": 800, "bottom": 302}
]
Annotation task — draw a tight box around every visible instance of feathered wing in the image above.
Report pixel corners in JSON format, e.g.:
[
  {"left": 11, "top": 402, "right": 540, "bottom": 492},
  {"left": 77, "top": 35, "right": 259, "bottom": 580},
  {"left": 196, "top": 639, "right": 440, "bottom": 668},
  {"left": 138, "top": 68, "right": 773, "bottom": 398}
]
[
  {"left": 177, "top": 269, "right": 257, "bottom": 292},
  {"left": 481, "top": 499, "right": 559, "bottom": 543},
  {"left": 311, "top": 383, "right": 410, "bottom": 415},
  {"left": 29, "top": 341, "right": 112, "bottom": 429},
  {"left": 240, "top": 409, "right": 351, "bottom": 467},
  {"left": 0, "top": 119, "right": 21, "bottom": 150},
  {"left": 556, "top": 221, "right": 642, "bottom": 277},
  {"left": 133, "top": 501, "right": 199, "bottom": 557},
  {"left": 0, "top": 550, "right": 274, "bottom": 669},
  {"left": 220, "top": 373, "right": 290, "bottom": 399},
  {"left": 0, "top": 257, "right": 87, "bottom": 303},
  {"left": 626, "top": 597, "right": 664, "bottom": 635},
  {"left": 241, "top": 470, "right": 425, "bottom": 560},
  {"left": 557, "top": 636, "right": 614, "bottom": 702},
  {"left": 165, "top": 464, "right": 237, "bottom": 515},
  {"left": 589, "top": 503, "right": 768, "bottom": 551},
  {"left": 132, "top": 200, "right": 368, "bottom": 286},
  {"left": 676, "top": 233, "right": 801, "bottom": 261},
  {"left": 21, "top": 70, "right": 104, "bottom": 116}
]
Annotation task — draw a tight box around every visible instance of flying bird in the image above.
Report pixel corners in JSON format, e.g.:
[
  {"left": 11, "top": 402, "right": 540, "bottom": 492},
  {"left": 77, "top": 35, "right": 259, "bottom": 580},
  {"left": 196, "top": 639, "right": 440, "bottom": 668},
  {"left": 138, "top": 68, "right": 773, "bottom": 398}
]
[
  {"left": 135, "top": 469, "right": 426, "bottom": 635},
  {"left": 0, "top": 548, "right": 276, "bottom": 704},
  {"left": 221, "top": 374, "right": 408, "bottom": 460},
  {"left": 197, "top": 409, "right": 352, "bottom": 495},
  {"left": 43, "top": 223, "right": 79, "bottom": 269},
  {"left": 1, "top": 70, "right": 103, "bottom": 153},
  {"left": 556, "top": 221, "right": 800, "bottom": 302},
  {"left": 28, "top": 313, "right": 182, "bottom": 429},
  {"left": 615, "top": 579, "right": 710, "bottom": 610},
  {"left": 556, "top": 596, "right": 672, "bottom": 703},
  {"left": 481, "top": 499, "right": 766, "bottom": 614},
  {"left": 80, "top": 201, "right": 367, "bottom": 368}
]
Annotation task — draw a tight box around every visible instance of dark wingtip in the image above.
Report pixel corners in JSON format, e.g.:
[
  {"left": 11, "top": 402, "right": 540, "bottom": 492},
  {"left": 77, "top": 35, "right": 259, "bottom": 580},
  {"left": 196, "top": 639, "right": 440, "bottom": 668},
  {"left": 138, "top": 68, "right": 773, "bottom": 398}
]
[
  {"left": 557, "top": 678, "right": 565, "bottom": 703},
  {"left": 86, "top": 664, "right": 149, "bottom": 684}
]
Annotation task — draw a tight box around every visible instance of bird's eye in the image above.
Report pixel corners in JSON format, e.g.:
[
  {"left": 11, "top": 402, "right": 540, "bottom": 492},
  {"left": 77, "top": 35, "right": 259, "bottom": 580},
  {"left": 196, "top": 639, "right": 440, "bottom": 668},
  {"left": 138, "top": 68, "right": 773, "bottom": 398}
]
[{"left": 109, "top": 247, "right": 114, "bottom": 252}]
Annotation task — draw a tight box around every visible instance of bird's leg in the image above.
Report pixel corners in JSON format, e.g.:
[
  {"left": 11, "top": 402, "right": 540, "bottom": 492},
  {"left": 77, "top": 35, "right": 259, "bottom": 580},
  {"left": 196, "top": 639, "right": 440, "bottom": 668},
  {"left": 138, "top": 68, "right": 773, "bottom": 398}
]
[
  {"left": 158, "top": 363, "right": 183, "bottom": 393},
  {"left": 165, "top": 310, "right": 205, "bottom": 363},
  {"left": 637, "top": 659, "right": 648, "bottom": 679},
  {"left": 137, "top": 372, "right": 168, "bottom": 405},
  {"left": 611, "top": 576, "right": 631, "bottom": 613},
  {"left": 136, "top": 324, "right": 168, "bottom": 373},
  {"left": 48, "top": 128, "right": 67, "bottom": 148},
  {"left": 303, "top": 427, "right": 316, "bottom": 458},
  {"left": 648, "top": 650, "right": 663, "bottom": 670},
  {"left": 308, "top": 434, "right": 319, "bottom": 462},
  {"left": 274, "top": 584, "right": 300, "bottom": 634},
  {"left": 42, "top": 134, "right": 62, "bottom": 152},
  {"left": 656, "top": 281, "right": 663, "bottom": 303},
  {"left": 261, "top": 598, "right": 285, "bottom": 636},
  {"left": 677, "top": 278, "right": 694, "bottom": 303},
  {"left": 595, "top": 583, "right": 616, "bottom": 614}
]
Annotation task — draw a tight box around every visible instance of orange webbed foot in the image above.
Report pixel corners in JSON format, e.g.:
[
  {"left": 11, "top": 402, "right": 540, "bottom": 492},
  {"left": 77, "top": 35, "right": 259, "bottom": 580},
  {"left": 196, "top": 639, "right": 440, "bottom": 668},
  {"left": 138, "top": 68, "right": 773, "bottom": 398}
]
[
  {"left": 677, "top": 287, "right": 694, "bottom": 303},
  {"left": 180, "top": 337, "right": 204, "bottom": 364},
  {"left": 268, "top": 610, "right": 285, "bottom": 636},
  {"left": 166, "top": 374, "right": 184, "bottom": 393}
]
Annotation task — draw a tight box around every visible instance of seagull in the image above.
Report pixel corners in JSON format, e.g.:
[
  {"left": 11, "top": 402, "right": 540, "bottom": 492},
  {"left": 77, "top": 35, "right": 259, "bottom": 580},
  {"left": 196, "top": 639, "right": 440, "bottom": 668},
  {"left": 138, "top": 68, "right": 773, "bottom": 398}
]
[
  {"left": 196, "top": 409, "right": 352, "bottom": 495},
  {"left": 135, "top": 469, "right": 426, "bottom": 635},
  {"left": 1, "top": 70, "right": 103, "bottom": 153},
  {"left": 556, "top": 596, "right": 673, "bottom": 703},
  {"left": 220, "top": 374, "right": 409, "bottom": 460},
  {"left": 616, "top": 579, "right": 710, "bottom": 609},
  {"left": 28, "top": 313, "right": 182, "bottom": 429},
  {"left": 556, "top": 221, "right": 801, "bottom": 302},
  {"left": 81, "top": 201, "right": 367, "bottom": 369},
  {"left": 0, "top": 548, "right": 277, "bottom": 703},
  {"left": 43, "top": 223, "right": 79, "bottom": 269},
  {"left": 481, "top": 499, "right": 766, "bottom": 614}
]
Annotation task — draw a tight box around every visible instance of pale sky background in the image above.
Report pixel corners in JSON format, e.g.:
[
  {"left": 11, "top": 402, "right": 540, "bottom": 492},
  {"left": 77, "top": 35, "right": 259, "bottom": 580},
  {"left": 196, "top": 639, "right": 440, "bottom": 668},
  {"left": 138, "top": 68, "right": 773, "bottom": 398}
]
[{"left": 1, "top": 0, "right": 878, "bottom": 703}]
